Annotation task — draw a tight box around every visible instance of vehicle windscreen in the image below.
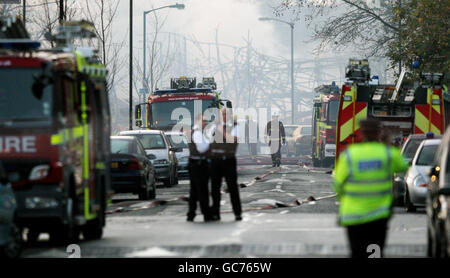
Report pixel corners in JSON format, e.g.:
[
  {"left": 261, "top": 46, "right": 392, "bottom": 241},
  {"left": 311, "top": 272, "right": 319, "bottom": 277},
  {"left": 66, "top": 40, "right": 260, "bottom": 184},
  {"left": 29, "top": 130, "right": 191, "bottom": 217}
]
[
  {"left": 416, "top": 144, "right": 439, "bottom": 166},
  {"left": 328, "top": 100, "right": 339, "bottom": 123},
  {"left": 402, "top": 139, "right": 423, "bottom": 161},
  {"left": 131, "top": 134, "right": 166, "bottom": 150},
  {"left": 150, "top": 99, "right": 216, "bottom": 128},
  {"left": 167, "top": 134, "right": 188, "bottom": 149},
  {"left": 301, "top": 126, "right": 312, "bottom": 135},
  {"left": 0, "top": 68, "right": 53, "bottom": 125},
  {"left": 284, "top": 127, "right": 297, "bottom": 137},
  {"left": 111, "top": 139, "right": 132, "bottom": 154}
]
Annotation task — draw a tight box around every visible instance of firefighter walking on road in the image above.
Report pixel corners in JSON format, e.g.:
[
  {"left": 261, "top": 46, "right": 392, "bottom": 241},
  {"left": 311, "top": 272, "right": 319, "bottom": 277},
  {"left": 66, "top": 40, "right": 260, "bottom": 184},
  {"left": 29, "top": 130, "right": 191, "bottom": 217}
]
[
  {"left": 333, "top": 119, "right": 408, "bottom": 258},
  {"left": 186, "top": 114, "right": 212, "bottom": 222},
  {"left": 265, "top": 112, "right": 286, "bottom": 167},
  {"left": 210, "top": 108, "right": 242, "bottom": 221}
]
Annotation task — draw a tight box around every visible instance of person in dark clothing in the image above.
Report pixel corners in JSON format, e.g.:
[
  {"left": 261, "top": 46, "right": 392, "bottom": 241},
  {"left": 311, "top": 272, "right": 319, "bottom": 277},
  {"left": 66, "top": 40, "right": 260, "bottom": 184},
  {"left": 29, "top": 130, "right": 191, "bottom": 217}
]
[
  {"left": 265, "top": 113, "right": 286, "bottom": 167},
  {"left": 210, "top": 108, "right": 242, "bottom": 221},
  {"left": 186, "top": 114, "right": 212, "bottom": 222}
]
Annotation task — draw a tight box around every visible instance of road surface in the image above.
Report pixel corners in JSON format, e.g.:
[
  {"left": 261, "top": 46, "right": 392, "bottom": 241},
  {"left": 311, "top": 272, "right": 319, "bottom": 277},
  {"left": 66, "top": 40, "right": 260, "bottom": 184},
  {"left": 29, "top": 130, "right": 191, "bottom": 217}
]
[{"left": 22, "top": 157, "right": 427, "bottom": 258}]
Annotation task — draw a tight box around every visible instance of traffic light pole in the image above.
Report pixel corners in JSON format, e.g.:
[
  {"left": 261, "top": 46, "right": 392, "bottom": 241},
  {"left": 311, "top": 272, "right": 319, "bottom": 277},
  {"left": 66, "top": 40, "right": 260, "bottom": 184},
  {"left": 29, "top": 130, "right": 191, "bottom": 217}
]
[{"left": 59, "top": 0, "right": 64, "bottom": 24}]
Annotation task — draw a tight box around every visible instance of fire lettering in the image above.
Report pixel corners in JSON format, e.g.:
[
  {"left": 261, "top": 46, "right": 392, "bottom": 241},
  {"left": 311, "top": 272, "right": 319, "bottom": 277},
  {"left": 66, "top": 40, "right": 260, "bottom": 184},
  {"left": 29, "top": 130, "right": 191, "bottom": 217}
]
[{"left": 0, "top": 136, "right": 37, "bottom": 153}]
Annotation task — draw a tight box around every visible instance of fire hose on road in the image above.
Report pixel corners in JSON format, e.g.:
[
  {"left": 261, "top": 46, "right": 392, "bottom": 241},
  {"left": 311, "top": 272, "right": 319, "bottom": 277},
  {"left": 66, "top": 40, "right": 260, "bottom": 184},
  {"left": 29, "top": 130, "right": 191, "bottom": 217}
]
[{"left": 106, "top": 166, "right": 336, "bottom": 215}]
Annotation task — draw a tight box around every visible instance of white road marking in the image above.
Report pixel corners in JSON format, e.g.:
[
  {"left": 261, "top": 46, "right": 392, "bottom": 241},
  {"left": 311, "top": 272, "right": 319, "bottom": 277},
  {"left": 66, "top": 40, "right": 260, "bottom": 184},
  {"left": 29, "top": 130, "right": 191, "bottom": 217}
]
[
  {"left": 126, "top": 247, "right": 178, "bottom": 257},
  {"left": 277, "top": 228, "right": 343, "bottom": 232}
]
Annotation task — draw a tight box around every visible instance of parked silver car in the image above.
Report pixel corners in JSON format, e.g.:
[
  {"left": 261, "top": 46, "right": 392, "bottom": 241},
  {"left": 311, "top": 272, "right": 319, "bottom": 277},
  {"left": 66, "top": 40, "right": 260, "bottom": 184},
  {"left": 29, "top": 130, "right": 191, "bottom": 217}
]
[
  {"left": 404, "top": 139, "right": 441, "bottom": 212},
  {"left": 119, "top": 130, "right": 181, "bottom": 186},
  {"left": 393, "top": 133, "right": 442, "bottom": 206},
  {"left": 0, "top": 162, "right": 22, "bottom": 258},
  {"left": 165, "top": 131, "right": 190, "bottom": 178}
]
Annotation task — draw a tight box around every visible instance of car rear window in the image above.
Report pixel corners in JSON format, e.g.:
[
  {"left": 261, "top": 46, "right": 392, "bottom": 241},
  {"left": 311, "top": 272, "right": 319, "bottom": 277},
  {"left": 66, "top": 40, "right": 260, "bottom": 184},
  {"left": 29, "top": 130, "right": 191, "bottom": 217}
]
[
  {"left": 132, "top": 134, "right": 166, "bottom": 150},
  {"left": 111, "top": 139, "right": 132, "bottom": 154},
  {"left": 416, "top": 145, "right": 439, "bottom": 166},
  {"left": 284, "top": 127, "right": 297, "bottom": 137},
  {"left": 301, "top": 127, "right": 312, "bottom": 135},
  {"left": 402, "top": 139, "right": 423, "bottom": 160},
  {"left": 168, "top": 134, "right": 188, "bottom": 148}
]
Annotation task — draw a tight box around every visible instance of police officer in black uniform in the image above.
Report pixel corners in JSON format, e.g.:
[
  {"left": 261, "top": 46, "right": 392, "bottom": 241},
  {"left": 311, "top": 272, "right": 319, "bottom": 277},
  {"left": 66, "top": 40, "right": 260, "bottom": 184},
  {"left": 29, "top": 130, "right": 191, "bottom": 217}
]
[
  {"left": 210, "top": 108, "right": 242, "bottom": 221},
  {"left": 186, "top": 114, "right": 212, "bottom": 222}
]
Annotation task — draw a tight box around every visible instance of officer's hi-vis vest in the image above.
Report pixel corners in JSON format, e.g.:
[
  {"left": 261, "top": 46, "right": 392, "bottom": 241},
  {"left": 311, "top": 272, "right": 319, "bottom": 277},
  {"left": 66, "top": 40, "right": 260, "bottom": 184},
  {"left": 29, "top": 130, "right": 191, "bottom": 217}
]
[
  {"left": 210, "top": 122, "right": 238, "bottom": 158},
  {"left": 187, "top": 126, "right": 210, "bottom": 159},
  {"left": 333, "top": 142, "right": 407, "bottom": 226}
]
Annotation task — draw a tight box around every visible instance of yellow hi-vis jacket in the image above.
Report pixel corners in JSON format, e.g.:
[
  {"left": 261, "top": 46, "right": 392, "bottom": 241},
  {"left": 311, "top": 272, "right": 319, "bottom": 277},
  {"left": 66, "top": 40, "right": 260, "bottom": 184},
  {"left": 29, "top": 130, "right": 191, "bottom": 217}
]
[{"left": 333, "top": 142, "right": 408, "bottom": 226}]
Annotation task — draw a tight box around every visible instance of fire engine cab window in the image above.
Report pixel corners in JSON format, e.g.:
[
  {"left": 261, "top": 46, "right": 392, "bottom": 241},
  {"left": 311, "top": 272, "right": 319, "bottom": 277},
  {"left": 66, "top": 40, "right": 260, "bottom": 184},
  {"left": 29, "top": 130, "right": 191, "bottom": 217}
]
[
  {"left": 150, "top": 99, "right": 215, "bottom": 128},
  {"left": 0, "top": 68, "right": 53, "bottom": 124},
  {"left": 328, "top": 101, "right": 339, "bottom": 122}
]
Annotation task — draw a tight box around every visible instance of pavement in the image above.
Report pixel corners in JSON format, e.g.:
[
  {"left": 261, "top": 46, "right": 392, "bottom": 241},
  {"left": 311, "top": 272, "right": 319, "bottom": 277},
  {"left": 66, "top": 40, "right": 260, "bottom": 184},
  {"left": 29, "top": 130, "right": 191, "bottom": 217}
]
[{"left": 21, "top": 156, "right": 428, "bottom": 258}]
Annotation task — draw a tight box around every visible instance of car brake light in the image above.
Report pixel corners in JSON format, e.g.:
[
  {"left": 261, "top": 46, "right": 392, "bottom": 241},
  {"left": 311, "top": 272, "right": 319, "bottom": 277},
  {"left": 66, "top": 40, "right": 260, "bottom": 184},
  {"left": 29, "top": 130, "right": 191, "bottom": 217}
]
[
  {"left": 128, "top": 158, "right": 141, "bottom": 170},
  {"left": 418, "top": 183, "right": 427, "bottom": 188}
]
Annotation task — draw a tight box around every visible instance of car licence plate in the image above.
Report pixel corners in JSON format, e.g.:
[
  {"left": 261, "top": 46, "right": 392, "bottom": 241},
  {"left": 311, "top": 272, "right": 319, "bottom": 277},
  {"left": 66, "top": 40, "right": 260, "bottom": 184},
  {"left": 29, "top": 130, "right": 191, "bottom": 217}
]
[{"left": 111, "top": 162, "right": 119, "bottom": 168}]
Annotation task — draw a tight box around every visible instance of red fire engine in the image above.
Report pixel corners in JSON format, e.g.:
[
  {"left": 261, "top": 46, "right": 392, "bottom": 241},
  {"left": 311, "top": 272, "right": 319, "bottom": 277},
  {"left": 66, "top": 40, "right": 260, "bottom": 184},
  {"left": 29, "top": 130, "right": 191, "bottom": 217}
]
[
  {"left": 135, "top": 77, "right": 231, "bottom": 131},
  {"left": 0, "top": 18, "right": 111, "bottom": 243},
  {"left": 311, "top": 82, "right": 340, "bottom": 167},
  {"left": 336, "top": 59, "right": 449, "bottom": 160}
]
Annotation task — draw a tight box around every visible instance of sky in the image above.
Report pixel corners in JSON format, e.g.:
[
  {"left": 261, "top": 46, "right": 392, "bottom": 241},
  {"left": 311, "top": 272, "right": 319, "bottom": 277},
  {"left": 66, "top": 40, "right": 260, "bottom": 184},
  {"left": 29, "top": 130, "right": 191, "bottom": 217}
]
[{"left": 114, "top": 0, "right": 328, "bottom": 62}]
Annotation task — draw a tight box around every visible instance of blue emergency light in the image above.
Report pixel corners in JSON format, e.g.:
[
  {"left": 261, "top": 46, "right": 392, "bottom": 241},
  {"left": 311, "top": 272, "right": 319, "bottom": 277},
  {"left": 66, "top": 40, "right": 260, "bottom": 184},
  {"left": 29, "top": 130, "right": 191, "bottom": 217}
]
[
  {"left": 0, "top": 39, "right": 41, "bottom": 50},
  {"left": 154, "top": 88, "right": 212, "bottom": 95}
]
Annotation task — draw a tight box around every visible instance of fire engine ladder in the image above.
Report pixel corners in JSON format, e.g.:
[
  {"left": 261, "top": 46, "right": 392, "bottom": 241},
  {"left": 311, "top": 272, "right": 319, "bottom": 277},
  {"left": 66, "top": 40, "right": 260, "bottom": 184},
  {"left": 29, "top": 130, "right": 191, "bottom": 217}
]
[{"left": 390, "top": 68, "right": 406, "bottom": 102}]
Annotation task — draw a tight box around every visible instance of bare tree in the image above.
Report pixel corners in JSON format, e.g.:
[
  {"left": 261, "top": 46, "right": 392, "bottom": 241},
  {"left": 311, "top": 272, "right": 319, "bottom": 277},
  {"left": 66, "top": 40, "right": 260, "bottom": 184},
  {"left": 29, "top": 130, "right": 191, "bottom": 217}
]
[
  {"left": 275, "top": 0, "right": 399, "bottom": 58},
  {"left": 28, "top": 0, "right": 77, "bottom": 47},
  {"left": 0, "top": 4, "right": 13, "bottom": 18},
  {"left": 144, "top": 11, "right": 178, "bottom": 92},
  {"left": 82, "top": 0, "right": 125, "bottom": 94}
]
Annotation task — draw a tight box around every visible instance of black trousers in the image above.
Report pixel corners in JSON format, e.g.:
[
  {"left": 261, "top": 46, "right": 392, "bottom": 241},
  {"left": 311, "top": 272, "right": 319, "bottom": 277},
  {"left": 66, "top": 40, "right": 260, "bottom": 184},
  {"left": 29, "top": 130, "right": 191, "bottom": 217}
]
[
  {"left": 270, "top": 142, "right": 282, "bottom": 165},
  {"left": 187, "top": 158, "right": 210, "bottom": 220},
  {"left": 346, "top": 218, "right": 389, "bottom": 258},
  {"left": 210, "top": 157, "right": 242, "bottom": 217}
]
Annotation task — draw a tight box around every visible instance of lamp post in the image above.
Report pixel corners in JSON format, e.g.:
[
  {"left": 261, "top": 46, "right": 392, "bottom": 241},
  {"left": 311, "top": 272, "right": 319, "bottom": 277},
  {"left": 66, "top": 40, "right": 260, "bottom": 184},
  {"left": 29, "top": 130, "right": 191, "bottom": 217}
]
[
  {"left": 259, "top": 17, "right": 295, "bottom": 124},
  {"left": 129, "top": 0, "right": 133, "bottom": 130},
  {"left": 143, "top": 3, "right": 185, "bottom": 94}
]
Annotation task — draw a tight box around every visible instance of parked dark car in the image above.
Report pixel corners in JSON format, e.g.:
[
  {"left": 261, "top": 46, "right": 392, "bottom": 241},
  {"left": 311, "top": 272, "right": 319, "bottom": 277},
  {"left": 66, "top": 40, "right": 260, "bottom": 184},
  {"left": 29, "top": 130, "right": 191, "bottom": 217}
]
[
  {"left": 393, "top": 133, "right": 442, "bottom": 206},
  {"left": 426, "top": 129, "right": 450, "bottom": 257},
  {"left": 0, "top": 162, "right": 22, "bottom": 258},
  {"left": 119, "top": 130, "right": 181, "bottom": 187},
  {"left": 110, "top": 136, "right": 156, "bottom": 200}
]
